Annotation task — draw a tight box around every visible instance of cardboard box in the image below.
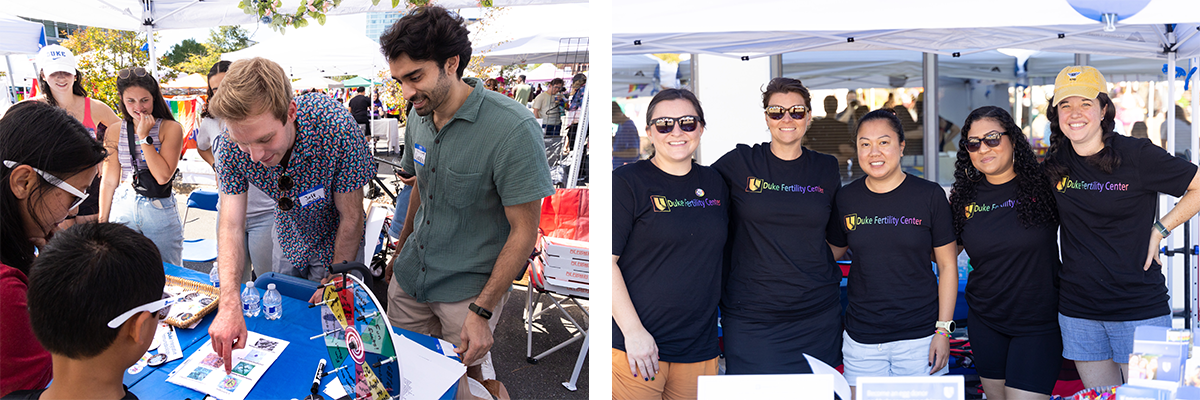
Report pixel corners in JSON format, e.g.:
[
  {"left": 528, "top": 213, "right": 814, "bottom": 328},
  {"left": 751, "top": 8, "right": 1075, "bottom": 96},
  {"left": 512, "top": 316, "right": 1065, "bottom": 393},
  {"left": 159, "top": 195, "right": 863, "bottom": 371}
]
[
  {"left": 1129, "top": 326, "right": 1189, "bottom": 384},
  {"left": 542, "top": 236, "right": 589, "bottom": 261}
]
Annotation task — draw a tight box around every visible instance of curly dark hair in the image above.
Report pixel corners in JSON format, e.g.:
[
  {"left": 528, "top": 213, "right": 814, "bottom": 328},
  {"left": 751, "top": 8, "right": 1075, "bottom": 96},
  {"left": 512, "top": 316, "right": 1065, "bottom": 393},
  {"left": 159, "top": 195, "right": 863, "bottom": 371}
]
[
  {"left": 378, "top": 6, "right": 472, "bottom": 79},
  {"left": 949, "top": 106, "right": 1058, "bottom": 238},
  {"left": 1042, "top": 92, "right": 1120, "bottom": 180}
]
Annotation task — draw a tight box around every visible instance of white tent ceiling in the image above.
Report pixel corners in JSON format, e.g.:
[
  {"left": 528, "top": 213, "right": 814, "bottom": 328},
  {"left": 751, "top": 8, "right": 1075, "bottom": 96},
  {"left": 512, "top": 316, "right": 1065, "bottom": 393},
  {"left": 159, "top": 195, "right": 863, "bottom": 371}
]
[
  {"left": 6, "top": 0, "right": 585, "bottom": 31},
  {"left": 221, "top": 18, "right": 388, "bottom": 79},
  {"left": 612, "top": 54, "right": 661, "bottom": 98},
  {"left": 1, "top": 13, "right": 46, "bottom": 55},
  {"left": 613, "top": 0, "right": 1200, "bottom": 61}
]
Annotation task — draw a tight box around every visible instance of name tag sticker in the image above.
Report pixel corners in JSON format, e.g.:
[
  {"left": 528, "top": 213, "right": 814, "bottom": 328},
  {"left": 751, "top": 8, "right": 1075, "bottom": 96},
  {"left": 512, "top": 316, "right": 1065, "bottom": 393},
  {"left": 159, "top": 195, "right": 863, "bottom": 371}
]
[
  {"left": 299, "top": 185, "right": 326, "bottom": 208},
  {"left": 414, "top": 143, "right": 427, "bottom": 166}
]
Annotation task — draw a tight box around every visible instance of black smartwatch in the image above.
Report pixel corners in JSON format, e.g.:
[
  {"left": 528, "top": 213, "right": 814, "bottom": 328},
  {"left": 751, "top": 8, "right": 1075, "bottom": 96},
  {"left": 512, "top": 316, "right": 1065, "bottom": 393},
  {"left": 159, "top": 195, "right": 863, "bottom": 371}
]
[{"left": 469, "top": 303, "right": 493, "bottom": 320}]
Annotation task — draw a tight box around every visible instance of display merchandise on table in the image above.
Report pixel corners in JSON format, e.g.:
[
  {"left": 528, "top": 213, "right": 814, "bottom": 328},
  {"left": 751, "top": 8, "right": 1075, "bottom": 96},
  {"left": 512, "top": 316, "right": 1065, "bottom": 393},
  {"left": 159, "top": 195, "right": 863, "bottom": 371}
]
[{"left": 166, "top": 332, "right": 290, "bottom": 400}]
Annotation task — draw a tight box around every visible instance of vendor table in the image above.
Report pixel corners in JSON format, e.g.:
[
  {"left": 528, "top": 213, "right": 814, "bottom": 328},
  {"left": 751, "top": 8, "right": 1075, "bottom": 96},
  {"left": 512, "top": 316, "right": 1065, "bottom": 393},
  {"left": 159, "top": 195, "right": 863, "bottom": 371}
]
[
  {"left": 372, "top": 118, "right": 401, "bottom": 154},
  {"left": 124, "top": 263, "right": 457, "bottom": 400}
]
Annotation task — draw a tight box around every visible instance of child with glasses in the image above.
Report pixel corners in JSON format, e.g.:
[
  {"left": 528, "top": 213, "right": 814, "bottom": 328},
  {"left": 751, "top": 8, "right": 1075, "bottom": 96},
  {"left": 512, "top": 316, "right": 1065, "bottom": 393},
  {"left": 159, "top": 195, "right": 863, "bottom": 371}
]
[
  {"left": 3, "top": 223, "right": 167, "bottom": 400},
  {"left": 0, "top": 101, "right": 107, "bottom": 396},
  {"left": 99, "top": 67, "right": 185, "bottom": 266}
]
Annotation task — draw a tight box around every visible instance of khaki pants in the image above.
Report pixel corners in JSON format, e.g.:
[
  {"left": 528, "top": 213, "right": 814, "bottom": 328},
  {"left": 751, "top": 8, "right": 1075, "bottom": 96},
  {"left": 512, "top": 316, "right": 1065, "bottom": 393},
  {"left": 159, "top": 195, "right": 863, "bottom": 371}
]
[
  {"left": 386, "top": 283, "right": 509, "bottom": 367},
  {"left": 611, "top": 348, "right": 718, "bottom": 400}
]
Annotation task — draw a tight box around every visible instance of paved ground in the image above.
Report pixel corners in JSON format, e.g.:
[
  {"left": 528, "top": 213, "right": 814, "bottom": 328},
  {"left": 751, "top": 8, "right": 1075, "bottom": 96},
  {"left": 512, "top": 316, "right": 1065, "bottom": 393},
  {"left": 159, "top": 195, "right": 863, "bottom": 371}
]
[{"left": 173, "top": 154, "right": 588, "bottom": 399}]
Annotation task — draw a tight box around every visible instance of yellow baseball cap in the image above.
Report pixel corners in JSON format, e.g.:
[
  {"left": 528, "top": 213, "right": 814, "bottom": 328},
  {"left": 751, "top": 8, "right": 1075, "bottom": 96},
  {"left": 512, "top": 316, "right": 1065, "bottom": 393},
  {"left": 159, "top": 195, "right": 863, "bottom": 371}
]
[{"left": 1052, "top": 66, "right": 1108, "bottom": 105}]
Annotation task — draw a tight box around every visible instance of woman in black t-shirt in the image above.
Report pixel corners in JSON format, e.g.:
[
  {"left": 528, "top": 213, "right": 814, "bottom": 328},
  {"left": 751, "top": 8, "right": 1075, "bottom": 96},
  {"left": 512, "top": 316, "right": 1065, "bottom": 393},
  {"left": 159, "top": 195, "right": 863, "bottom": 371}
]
[
  {"left": 1042, "top": 66, "right": 1200, "bottom": 388},
  {"left": 612, "top": 89, "right": 728, "bottom": 400},
  {"left": 828, "top": 110, "right": 959, "bottom": 397},
  {"left": 711, "top": 77, "right": 843, "bottom": 374},
  {"left": 949, "top": 106, "right": 1062, "bottom": 399}
]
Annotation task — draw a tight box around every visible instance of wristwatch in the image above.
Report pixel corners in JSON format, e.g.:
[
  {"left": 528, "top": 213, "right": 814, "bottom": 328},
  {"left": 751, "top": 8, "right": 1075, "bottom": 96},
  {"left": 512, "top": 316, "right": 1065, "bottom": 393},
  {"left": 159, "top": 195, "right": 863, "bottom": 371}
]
[
  {"left": 936, "top": 320, "right": 956, "bottom": 333},
  {"left": 136, "top": 135, "right": 154, "bottom": 146},
  {"left": 468, "top": 303, "right": 493, "bottom": 320}
]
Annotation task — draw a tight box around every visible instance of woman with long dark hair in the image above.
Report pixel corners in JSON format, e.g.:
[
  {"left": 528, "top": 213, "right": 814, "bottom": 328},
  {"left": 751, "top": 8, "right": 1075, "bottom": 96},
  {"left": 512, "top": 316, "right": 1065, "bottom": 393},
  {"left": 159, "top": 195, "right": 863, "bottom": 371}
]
[
  {"left": 612, "top": 88, "right": 728, "bottom": 399},
  {"left": 1042, "top": 66, "right": 1200, "bottom": 388},
  {"left": 195, "top": 61, "right": 278, "bottom": 280},
  {"left": 0, "top": 101, "right": 107, "bottom": 396},
  {"left": 829, "top": 109, "right": 958, "bottom": 398},
  {"left": 27, "top": 45, "right": 122, "bottom": 226},
  {"left": 949, "top": 106, "right": 1061, "bottom": 400},
  {"left": 98, "top": 67, "right": 185, "bottom": 265},
  {"left": 711, "top": 77, "right": 843, "bottom": 374}
]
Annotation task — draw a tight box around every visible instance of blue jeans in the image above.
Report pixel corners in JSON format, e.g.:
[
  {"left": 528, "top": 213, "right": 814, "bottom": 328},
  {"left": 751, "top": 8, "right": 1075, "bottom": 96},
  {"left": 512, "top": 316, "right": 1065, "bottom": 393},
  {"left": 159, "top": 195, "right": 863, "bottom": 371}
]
[
  {"left": 1059, "top": 313, "right": 1171, "bottom": 362},
  {"left": 110, "top": 185, "right": 184, "bottom": 265},
  {"left": 216, "top": 207, "right": 278, "bottom": 281},
  {"left": 544, "top": 124, "right": 562, "bottom": 136},
  {"left": 388, "top": 185, "right": 414, "bottom": 239}
]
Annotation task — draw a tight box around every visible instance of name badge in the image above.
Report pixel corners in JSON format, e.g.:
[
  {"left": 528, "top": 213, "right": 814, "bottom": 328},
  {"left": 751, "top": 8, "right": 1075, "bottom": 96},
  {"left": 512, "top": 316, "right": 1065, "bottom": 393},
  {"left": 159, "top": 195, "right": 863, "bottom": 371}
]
[
  {"left": 414, "top": 143, "right": 427, "bottom": 166},
  {"left": 299, "top": 185, "right": 326, "bottom": 208}
]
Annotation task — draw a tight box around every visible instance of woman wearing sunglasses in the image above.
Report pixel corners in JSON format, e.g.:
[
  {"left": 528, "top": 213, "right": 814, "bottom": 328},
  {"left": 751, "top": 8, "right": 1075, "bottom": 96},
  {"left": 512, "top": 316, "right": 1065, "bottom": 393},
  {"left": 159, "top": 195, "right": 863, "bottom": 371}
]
[
  {"left": 1042, "top": 66, "right": 1200, "bottom": 388},
  {"left": 99, "top": 67, "right": 185, "bottom": 265},
  {"left": 829, "top": 109, "right": 958, "bottom": 397},
  {"left": 28, "top": 45, "right": 123, "bottom": 228},
  {"left": 709, "top": 77, "right": 843, "bottom": 375},
  {"left": 613, "top": 88, "right": 728, "bottom": 399},
  {"left": 0, "top": 101, "right": 107, "bottom": 396},
  {"left": 948, "top": 106, "right": 1061, "bottom": 400}
]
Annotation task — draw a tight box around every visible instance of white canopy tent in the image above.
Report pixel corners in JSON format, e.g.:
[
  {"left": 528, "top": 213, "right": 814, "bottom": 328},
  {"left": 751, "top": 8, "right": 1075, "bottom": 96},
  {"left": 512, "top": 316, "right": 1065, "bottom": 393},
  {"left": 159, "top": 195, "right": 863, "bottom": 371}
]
[
  {"left": 469, "top": 3, "right": 589, "bottom": 67},
  {"left": 612, "top": 54, "right": 662, "bottom": 98},
  {"left": 614, "top": 0, "right": 1200, "bottom": 327},
  {"left": 1, "top": 13, "right": 45, "bottom": 112},
  {"left": 7, "top": 0, "right": 586, "bottom": 71},
  {"left": 221, "top": 17, "right": 388, "bottom": 79}
]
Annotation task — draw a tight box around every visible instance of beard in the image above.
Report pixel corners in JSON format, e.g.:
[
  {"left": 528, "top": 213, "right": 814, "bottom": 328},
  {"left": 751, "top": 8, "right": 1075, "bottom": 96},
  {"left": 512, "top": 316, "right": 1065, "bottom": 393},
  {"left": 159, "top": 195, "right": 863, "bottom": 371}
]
[{"left": 411, "top": 70, "right": 454, "bottom": 117}]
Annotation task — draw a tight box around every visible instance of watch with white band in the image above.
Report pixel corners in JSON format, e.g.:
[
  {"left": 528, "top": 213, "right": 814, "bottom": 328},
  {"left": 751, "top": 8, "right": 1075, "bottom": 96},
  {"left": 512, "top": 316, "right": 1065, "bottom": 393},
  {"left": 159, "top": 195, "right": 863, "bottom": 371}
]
[{"left": 936, "top": 320, "right": 955, "bottom": 333}]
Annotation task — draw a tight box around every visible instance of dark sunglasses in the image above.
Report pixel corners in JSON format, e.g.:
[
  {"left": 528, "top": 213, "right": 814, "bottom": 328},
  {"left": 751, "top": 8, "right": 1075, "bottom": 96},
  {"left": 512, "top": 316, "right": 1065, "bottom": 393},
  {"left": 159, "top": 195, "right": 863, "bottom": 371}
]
[
  {"left": 277, "top": 173, "right": 294, "bottom": 211},
  {"left": 118, "top": 67, "right": 149, "bottom": 80},
  {"left": 765, "top": 105, "right": 808, "bottom": 120},
  {"left": 965, "top": 132, "right": 1004, "bottom": 153},
  {"left": 650, "top": 116, "right": 700, "bottom": 134}
]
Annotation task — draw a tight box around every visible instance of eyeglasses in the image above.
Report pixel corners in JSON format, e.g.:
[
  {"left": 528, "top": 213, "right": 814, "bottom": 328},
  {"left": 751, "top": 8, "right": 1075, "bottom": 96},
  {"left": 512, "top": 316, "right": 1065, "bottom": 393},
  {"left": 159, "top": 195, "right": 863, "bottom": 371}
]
[
  {"left": 650, "top": 116, "right": 700, "bottom": 134},
  {"left": 277, "top": 173, "right": 294, "bottom": 211},
  {"left": 107, "top": 292, "right": 175, "bottom": 328},
  {"left": 2, "top": 160, "right": 88, "bottom": 210},
  {"left": 765, "top": 105, "right": 808, "bottom": 120},
  {"left": 117, "top": 67, "right": 149, "bottom": 80},
  {"left": 965, "top": 132, "right": 1004, "bottom": 153}
]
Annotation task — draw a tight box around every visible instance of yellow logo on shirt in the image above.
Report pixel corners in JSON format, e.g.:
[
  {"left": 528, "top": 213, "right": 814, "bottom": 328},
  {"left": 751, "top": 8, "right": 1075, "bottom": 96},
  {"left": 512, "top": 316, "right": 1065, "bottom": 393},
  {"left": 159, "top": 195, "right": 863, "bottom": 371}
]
[
  {"left": 747, "top": 177, "right": 764, "bottom": 193},
  {"left": 651, "top": 195, "right": 670, "bottom": 212},
  {"left": 844, "top": 213, "right": 857, "bottom": 231}
]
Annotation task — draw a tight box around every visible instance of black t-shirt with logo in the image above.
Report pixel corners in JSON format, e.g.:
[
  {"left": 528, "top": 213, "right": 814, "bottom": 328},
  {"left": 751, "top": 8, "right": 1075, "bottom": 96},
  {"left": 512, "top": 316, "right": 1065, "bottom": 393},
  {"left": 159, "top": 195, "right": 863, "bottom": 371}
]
[
  {"left": 612, "top": 160, "right": 729, "bottom": 363},
  {"left": 829, "top": 174, "right": 956, "bottom": 344},
  {"left": 960, "top": 179, "right": 1060, "bottom": 335},
  {"left": 1054, "top": 135, "right": 1197, "bottom": 321},
  {"left": 711, "top": 143, "right": 843, "bottom": 319}
]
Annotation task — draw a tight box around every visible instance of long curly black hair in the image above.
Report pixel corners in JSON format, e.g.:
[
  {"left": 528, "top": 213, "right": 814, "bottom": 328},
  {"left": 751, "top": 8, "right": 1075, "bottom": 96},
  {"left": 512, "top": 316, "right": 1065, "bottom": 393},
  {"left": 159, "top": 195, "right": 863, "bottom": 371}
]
[
  {"left": 949, "top": 106, "right": 1058, "bottom": 237},
  {"left": 1042, "top": 92, "right": 1121, "bottom": 180}
]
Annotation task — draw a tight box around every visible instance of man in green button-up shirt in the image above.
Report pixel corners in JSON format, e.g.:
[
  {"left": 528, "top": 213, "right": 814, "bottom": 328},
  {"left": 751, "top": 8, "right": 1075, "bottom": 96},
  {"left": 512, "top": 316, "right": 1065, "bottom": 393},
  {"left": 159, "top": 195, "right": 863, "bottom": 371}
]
[{"left": 379, "top": 6, "right": 554, "bottom": 382}]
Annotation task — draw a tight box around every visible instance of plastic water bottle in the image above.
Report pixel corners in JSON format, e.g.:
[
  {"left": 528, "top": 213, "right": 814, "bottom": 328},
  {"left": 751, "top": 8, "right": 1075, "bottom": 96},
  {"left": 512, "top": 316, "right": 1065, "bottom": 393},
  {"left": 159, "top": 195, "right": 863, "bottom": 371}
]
[
  {"left": 241, "top": 281, "right": 260, "bottom": 318},
  {"left": 263, "top": 283, "right": 282, "bottom": 320},
  {"left": 209, "top": 263, "right": 220, "bottom": 288}
]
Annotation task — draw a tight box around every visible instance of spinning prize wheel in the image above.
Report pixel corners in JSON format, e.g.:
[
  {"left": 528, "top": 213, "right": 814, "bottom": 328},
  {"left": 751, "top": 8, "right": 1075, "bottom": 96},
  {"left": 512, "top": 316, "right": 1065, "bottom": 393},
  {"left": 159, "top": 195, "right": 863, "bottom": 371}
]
[{"left": 317, "top": 273, "right": 410, "bottom": 400}]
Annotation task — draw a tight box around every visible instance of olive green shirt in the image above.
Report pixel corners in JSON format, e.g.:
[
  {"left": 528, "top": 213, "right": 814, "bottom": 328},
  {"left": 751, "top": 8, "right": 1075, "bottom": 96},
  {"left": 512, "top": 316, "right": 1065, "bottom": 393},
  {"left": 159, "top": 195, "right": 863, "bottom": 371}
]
[{"left": 396, "top": 77, "right": 554, "bottom": 303}]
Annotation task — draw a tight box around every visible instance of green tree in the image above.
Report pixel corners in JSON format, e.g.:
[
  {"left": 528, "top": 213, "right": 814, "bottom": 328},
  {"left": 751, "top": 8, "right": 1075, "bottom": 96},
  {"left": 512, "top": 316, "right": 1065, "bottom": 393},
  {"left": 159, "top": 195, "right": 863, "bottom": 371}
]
[
  {"left": 207, "top": 26, "right": 252, "bottom": 54},
  {"left": 173, "top": 43, "right": 222, "bottom": 76},
  {"left": 60, "top": 27, "right": 162, "bottom": 111},
  {"left": 164, "top": 38, "right": 207, "bottom": 65}
]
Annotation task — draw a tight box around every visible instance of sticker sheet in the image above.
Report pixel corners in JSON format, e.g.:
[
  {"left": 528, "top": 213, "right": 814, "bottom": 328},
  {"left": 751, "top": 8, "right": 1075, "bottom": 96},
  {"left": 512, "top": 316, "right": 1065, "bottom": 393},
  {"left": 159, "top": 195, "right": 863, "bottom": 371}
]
[{"left": 166, "top": 331, "right": 290, "bottom": 400}]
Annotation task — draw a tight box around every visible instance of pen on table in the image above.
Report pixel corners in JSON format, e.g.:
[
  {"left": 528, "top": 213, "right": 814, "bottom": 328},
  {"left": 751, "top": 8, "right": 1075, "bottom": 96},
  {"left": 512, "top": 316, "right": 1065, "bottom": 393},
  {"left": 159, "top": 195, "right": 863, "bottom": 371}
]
[{"left": 310, "top": 358, "right": 327, "bottom": 394}]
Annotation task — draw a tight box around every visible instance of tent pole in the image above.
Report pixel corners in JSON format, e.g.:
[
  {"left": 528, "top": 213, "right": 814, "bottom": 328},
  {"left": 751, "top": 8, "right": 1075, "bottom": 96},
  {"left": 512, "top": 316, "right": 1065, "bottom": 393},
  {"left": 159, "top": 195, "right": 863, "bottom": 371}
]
[
  {"left": 1074, "top": 53, "right": 1089, "bottom": 66},
  {"left": 5, "top": 55, "right": 18, "bottom": 104},
  {"left": 769, "top": 54, "right": 782, "bottom": 79},
  {"left": 922, "top": 52, "right": 938, "bottom": 183},
  {"left": 1192, "top": 56, "right": 1199, "bottom": 331}
]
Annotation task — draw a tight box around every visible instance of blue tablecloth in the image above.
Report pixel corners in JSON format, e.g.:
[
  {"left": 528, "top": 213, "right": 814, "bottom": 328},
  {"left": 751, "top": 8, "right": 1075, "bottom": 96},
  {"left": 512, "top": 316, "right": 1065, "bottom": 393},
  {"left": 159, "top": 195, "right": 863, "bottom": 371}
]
[{"left": 125, "top": 263, "right": 457, "bottom": 400}]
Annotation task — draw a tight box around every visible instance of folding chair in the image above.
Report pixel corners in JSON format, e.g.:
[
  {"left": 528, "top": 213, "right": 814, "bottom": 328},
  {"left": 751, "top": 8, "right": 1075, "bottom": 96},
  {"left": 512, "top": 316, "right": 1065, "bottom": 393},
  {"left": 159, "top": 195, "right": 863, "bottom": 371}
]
[
  {"left": 181, "top": 190, "right": 219, "bottom": 263},
  {"left": 523, "top": 188, "right": 589, "bottom": 391}
]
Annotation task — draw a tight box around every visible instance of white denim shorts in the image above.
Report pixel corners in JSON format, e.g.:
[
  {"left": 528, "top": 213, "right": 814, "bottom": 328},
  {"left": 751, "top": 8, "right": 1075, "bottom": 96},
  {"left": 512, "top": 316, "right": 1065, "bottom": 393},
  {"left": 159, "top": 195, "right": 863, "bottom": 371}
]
[{"left": 841, "top": 331, "right": 948, "bottom": 386}]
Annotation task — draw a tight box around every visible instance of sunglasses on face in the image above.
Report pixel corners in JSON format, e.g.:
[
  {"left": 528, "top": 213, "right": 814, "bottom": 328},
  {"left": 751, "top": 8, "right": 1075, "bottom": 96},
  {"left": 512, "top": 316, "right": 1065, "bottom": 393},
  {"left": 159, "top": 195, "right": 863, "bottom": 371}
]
[
  {"left": 965, "top": 132, "right": 1004, "bottom": 153},
  {"left": 650, "top": 116, "right": 700, "bottom": 134},
  {"left": 117, "top": 67, "right": 149, "bottom": 80},
  {"left": 2, "top": 160, "right": 88, "bottom": 210},
  {"left": 765, "top": 105, "right": 808, "bottom": 120},
  {"left": 107, "top": 292, "right": 175, "bottom": 328}
]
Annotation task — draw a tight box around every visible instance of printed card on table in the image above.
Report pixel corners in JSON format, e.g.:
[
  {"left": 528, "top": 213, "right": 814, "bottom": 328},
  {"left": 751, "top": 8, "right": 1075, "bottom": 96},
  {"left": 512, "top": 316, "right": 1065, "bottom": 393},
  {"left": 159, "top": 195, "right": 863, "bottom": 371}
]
[{"left": 166, "top": 331, "right": 290, "bottom": 400}]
